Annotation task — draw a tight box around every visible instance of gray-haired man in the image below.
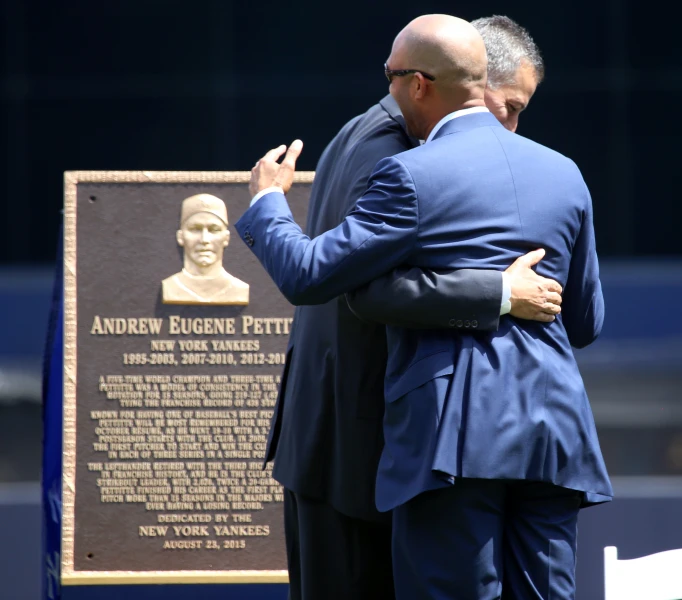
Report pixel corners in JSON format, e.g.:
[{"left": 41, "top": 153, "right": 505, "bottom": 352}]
[
  {"left": 478, "top": 15, "right": 545, "bottom": 132},
  {"left": 270, "top": 16, "right": 555, "bottom": 600}
]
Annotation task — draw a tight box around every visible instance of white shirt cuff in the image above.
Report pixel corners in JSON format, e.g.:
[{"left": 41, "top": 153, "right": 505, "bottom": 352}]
[
  {"left": 250, "top": 186, "right": 284, "bottom": 206},
  {"left": 500, "top": 272, "right": 512, "bottom": 315}
]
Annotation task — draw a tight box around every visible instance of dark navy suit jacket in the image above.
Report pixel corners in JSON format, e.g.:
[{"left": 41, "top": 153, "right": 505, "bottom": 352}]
[
  {"left": 239, "top": 110, "right": 611, "bottom": 514},
  {"left": 262, "top": 98, "right": 503, "bottom": 522}
]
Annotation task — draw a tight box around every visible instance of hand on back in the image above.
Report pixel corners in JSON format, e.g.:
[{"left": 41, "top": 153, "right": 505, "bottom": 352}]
[{"left": 506, "top": 249, "right": 562, "bottom": 323}]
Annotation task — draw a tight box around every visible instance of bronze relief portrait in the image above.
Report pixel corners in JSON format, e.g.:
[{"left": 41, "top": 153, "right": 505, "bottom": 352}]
[{"left": 162, "top": 193, "right": 249, "bottom": 305}]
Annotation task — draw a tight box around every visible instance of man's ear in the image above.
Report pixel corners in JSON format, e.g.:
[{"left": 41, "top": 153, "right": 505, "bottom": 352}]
[
  {"left": 413, "top": 73, "right": 427, "bottom": 100},
  {"left": 223, "top": 229, "right": 230, "bottom": 247},
  {"left": 176, "top": 230, "right": 184, "bottom": 247}
]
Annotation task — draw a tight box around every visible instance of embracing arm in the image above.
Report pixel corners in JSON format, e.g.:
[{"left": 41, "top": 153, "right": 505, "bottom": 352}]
[
  {"left": 346, "top": 249, "right": 563, "bottom": 331},
  {"left": 347, "top": 267, "right": 503, "bottom": 330},
  {"left": 236, "top": 154, "right": 420, "bottom": 305}
]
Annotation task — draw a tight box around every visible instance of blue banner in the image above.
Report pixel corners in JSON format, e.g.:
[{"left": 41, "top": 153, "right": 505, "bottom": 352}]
[{"left": 42, "top": 229, "right": 63, "bottom": 600}]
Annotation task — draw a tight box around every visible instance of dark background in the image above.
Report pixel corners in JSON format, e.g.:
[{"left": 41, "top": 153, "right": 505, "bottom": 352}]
[
  {"left": 1, "top": 0, "right": 681, "bottom": 263},
  {"left": 0, "top": 1, "right": 681, "bottom": 598}
]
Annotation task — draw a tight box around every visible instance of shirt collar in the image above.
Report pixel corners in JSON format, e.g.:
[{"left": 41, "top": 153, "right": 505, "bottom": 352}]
[{"left": 425, "top": 106, "right": 490, "bottom": 144}]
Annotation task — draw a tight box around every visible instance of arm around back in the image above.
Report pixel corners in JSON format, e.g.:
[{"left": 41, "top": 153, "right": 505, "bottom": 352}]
[{"left": 346, "top": 267, "right": 502, "bottom": 331}]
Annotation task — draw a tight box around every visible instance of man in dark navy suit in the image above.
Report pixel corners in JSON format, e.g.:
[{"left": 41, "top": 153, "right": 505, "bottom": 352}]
[
  {"left": 238, "top": 13, "right": 611, "bottom": 600},
  {"left": 260, "top": 16, "right": 563, "bottom": 600}
]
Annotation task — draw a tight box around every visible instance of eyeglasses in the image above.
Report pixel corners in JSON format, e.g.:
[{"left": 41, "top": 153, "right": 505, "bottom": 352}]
[{"left": 384, "top": 62, "right": 436, "bottom": 84}]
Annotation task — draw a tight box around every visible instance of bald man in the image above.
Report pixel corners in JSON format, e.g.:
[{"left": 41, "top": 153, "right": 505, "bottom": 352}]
[
  {"left": 239, "top": 13, "right": 611, "bottom": 600},
  {"left": 349, "top": 15, "right": 548, "bottom": 328},
  {"left": 254, "top": 16, "right": 560, "bottom": 600}
]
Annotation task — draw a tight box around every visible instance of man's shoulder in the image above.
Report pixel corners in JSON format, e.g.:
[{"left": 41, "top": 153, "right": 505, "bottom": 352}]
[
  {"left": 340, "top": 100, "right": 406, "bottom": 142},
  {"left": 315, "top": 103, "right": 401, "bottom": 171},
  {"left": 318, "top": 101, "right": 412, "bottom": 180},
  {"left": 507, "top": 131, "right": 587, "bottom": 189},
  {"left": 397, "top": 125, "right": 579, "bottom": 173},
  {"left": 496, "top": 128, "right": 578, "bottom": 169}
]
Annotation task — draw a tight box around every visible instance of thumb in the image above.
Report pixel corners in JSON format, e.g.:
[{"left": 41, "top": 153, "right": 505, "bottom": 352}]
[
  {"left": 513, "top": 248, "right": 545, "bottom": 269},
  {"left": 274, "top": 140, "right": 303, "bottom": 190},
  {"left": 281, "top": 139, "right": 303, "bottom": 169}
]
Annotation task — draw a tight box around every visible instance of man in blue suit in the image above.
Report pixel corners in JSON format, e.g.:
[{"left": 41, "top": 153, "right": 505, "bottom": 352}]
[
  {"left": 238, "top": 14, "right": 611, "bottom": 599},
  {"left": 268, "top": 15, "right": 562, "bottom": 600}
]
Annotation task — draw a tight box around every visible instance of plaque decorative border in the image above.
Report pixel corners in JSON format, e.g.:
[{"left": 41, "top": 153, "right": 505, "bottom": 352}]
[{"left": 62, "top": 171, "right": 314, "bottom": 585}]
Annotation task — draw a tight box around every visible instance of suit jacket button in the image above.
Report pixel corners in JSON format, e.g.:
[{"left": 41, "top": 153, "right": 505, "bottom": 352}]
[
  {"left": 464, "top": 320, "right": 471, "bottom": 328},
  {"left": 449, "top": 318, "right": 456, "bottom": 327},
  {"left": 247, "top": 238, "right": 254, "bottom": 247},
  {"left": 472, "top": 320, "right": 478, "bottom": 328},
  {"left": 456, "top": 320, "right": 463, "bottom": 328}
]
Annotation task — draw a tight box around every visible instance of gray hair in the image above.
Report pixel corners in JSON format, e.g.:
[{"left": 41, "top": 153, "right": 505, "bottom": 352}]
[{"left": 472, "top": 15, "right": 544, "bottom": 89}]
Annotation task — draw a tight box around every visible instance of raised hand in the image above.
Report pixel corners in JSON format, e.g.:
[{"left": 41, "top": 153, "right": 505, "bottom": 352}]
[{"left": 249, "top": 140, "right": 304, "bottom": 198}]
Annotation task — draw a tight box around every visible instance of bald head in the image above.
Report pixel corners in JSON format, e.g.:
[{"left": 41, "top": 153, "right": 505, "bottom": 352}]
[
  {"left": 392, "top": 15, "right": 488, "bottom": 92},
  {"left": 386, "top": 14, "right": 489, "bottom": 139}
]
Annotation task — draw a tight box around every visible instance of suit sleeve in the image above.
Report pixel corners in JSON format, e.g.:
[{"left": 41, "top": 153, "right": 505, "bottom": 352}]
[
  {"left": 235, "top": 156, "right": 419, "bottom": 305},
  {"left": 346, "top": 267, "right": 502, "bottom": 331},
  {"left": 562, "top": 183, "right": 605, "bottom": 348}
]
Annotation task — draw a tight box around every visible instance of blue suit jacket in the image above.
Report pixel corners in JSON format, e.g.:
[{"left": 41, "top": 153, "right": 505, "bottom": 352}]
[
  {"left": 236, "top": 111, "right": 612, "bottom": 512},
  {"left": 261, "top": 97, "right": 502, "bottom": 522}
]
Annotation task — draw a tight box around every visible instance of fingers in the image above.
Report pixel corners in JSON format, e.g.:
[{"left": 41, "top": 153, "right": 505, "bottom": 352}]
[
  {"left": 528, "top": 302, "right": 560, "bottom": 322},
  {"left": 523, "top": 299, "right": 561, "bottom": 319},
  {"left": 544, "top": 291, "right": 562, "bottom": 306},
  {"left": 257, "top": 140, "right": 302, "bottom": 171},
  {"left": 529, "top": 273, "right": 562, "bottom": 295},
  {"left": 282, "top": 139, "right": 303, "bottom": 168},
  {"left": 508, "top": 248, "right": 545, "bottom": 270},
  {"left": 543, "top": 278, "right": 562, "bottom": 294},
  {"left": 541, "top": 302, "right": 561, "bottom": 315},
  {"left": 262, "top": 144, "right": 287, "bottom": 163},
  {"left": 273, "top": 140, "right": 303, "bottom": 190},
  {"left": 536, "top": 291, "right": 562, "bottom": 317},
  {"left": 523, "top": 248, "right": 545, "bottom": 266},
  {"left": 533, "top": 312, "right": 556, "bottom": 323}
]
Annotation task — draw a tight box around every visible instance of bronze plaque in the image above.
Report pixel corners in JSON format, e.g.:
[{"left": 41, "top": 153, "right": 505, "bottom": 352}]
[{"left": 62, "top": 171, "right": 312, "bottom": 585}]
